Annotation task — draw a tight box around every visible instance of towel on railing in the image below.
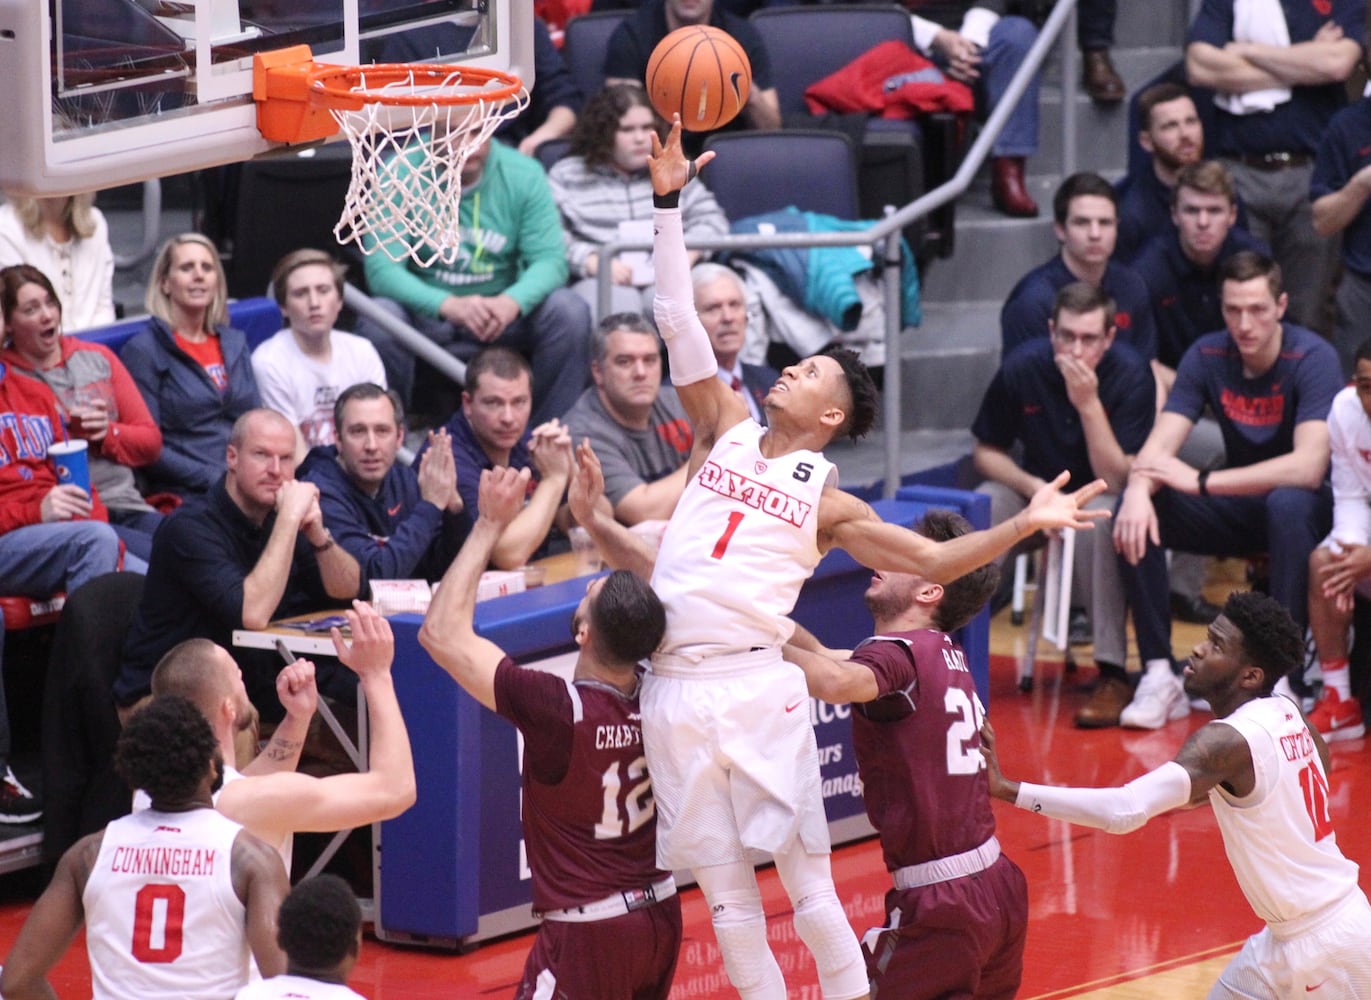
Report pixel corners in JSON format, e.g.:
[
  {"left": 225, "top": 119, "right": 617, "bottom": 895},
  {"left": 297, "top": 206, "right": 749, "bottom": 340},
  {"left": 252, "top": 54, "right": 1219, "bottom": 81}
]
[{"left": 1214, "top": 0, "right": 1292, "bottom": 115}]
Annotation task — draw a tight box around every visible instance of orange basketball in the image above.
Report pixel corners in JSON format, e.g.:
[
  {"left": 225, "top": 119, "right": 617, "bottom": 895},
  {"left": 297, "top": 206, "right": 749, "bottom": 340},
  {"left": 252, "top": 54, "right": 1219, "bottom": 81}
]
[{"left": 646, "top": 25, "right": 752, "bottom": 132}]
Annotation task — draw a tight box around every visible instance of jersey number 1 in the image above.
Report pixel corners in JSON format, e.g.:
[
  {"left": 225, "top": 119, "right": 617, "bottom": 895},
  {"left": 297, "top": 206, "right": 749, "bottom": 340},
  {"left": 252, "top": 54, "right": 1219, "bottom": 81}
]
[
  {"left": 132, "top": 883, "right": 186, "bottom": 963},
  {"left": 1299, "top": 761, "right": 1334, "bottom": 842},
  {"left": 711, "top": 512, "right": 744, "bottom": 559}
]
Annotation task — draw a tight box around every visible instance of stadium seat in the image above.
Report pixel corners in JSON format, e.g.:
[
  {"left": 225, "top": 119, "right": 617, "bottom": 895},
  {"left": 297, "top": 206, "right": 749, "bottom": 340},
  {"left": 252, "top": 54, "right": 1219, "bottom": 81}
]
[
  {"left": 561, "top": 11, "right": 628, "bottom": 104},
  {"left": 702, "top": 130, "right": 860, "bottom": 221},
  {"left": 750, "top": 3, "right": 959, "bottom": 258}
]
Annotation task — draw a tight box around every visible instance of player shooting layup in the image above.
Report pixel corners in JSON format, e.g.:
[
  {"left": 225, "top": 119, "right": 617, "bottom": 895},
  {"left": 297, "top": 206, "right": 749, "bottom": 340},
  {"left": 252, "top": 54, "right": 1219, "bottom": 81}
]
[{"left": 642, "top": 117, "right": 1109, "bottom": 1000}]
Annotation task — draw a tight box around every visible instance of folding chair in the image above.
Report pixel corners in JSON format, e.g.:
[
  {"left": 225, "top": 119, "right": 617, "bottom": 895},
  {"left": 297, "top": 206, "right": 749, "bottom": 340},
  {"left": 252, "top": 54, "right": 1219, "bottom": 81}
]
[
  {"left": 561, "top": 10, "right": 628, "bottom": 102},
  {"left": 1015, "top": 528, "right": 1075, "bottom": 692},
  {"left": 701, "top": 129, "right": 860, "bottom": 221}
]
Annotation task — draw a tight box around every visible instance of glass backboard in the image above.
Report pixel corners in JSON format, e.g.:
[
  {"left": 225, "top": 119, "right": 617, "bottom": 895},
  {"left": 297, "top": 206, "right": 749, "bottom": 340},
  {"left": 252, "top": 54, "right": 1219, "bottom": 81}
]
[{"left": 0, "top": 0, "right": 532, "bottom": 196}]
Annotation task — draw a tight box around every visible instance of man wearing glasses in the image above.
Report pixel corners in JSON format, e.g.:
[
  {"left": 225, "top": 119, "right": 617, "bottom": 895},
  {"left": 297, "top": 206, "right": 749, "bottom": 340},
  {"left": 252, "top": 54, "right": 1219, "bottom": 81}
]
[{"left": 973, "top": 281, "right": 1156, "bottom": 728}]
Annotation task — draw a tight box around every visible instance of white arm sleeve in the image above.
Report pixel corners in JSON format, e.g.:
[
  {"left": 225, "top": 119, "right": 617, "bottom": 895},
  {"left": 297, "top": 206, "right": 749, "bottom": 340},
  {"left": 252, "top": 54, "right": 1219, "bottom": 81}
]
[
  {"left": 1014, "top": 761, "right": 1193, "bottom": 835},
  {"left": 652, "top": 207, "right": 719, "bottom": 387}
]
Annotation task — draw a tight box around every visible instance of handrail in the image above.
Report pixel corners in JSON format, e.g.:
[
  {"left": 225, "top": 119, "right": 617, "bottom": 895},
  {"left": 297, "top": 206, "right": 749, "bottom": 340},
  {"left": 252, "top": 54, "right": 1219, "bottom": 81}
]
[
  {"left": 343, "top": 283, "right": 468, "bottom": 386},
  {"left": 595, "top": 0, "right": 1079, "bottom": 497}
]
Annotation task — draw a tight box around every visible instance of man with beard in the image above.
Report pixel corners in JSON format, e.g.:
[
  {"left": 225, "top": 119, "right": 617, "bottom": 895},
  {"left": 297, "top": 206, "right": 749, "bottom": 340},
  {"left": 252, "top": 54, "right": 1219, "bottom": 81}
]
[{"left": 1116, "top": 83, "right": 1207, "bottom": 263}]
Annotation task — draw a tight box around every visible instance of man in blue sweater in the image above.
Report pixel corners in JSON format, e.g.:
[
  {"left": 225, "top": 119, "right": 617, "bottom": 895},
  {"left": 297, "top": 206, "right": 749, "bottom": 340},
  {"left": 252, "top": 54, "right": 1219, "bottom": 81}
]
[{"left": 301, "top": 383, "right": 467, "bottom": 590}]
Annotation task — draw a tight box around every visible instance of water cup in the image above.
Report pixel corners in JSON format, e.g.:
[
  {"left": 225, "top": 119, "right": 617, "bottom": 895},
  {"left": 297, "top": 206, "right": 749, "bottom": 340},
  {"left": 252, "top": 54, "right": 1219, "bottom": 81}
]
[
  {"left": 49, "top": 439, "right": 90, "bottom": 496},
  {"left": 569, "top": 526, "right": 603, "bottom": 576}
]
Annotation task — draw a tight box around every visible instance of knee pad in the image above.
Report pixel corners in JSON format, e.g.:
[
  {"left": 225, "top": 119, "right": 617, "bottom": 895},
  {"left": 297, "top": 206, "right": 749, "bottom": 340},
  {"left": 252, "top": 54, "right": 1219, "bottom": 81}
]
[
  {"left": 701, "top": 879, "right": 785, "bottom": 1000},
  {"left": 792, "top": 889, "right": 869, "bottom": 1000}
]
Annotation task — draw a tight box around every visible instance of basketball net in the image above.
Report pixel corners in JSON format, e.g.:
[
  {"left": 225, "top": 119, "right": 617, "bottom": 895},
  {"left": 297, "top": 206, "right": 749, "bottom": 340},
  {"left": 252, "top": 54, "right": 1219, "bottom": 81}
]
[{"left": 322, "top": 67, "right": 529, "bottom": 268}]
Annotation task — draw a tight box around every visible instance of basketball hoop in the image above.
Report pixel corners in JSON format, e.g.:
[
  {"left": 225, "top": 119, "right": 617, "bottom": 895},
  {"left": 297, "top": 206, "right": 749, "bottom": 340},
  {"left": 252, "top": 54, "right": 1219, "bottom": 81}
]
[{"left": 255, "top": 49, "right": 528, "bottom": 267}]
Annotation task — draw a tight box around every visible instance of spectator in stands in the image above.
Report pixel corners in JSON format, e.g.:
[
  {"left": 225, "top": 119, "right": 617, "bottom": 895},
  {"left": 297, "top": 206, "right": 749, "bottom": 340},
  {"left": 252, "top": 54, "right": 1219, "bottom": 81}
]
[
  {"left": 1312, "top": 90, "right": 1371, "bottom": 378},
  {"left": 1078, "top": 1, "right": 1125, "bottom": 104},
  {"left": 121, "top": 234, "right": 261, "bottom": 500},
  {"left": 234, "top": 875, "right": 367, "bottom": 1000},
  {"left": 117, "top": 408, "right": 360, "bottom": 724},
  {"left": 693, "top": 262, "right": 779, "bottom": 426},
  {"left": 906, "top": 1, "right": 1043, "bottom": 217},
  {"left": 1133, "top": 161, "right": 1268, "bottom": 395},
  {"left": 563, "top": 313, "right": 693, "bottom": 524},
  {"left": 1305, "top": 337, "right": 1371, "bottom": 743},
  {"left": 1114, "top": 252, "right": 1341, "bottom": 729},
  {"left": 300, "top": 383, "right": 466, "bottom": 590},
  {"left": 0, "top": 360, "right": 122, "bottom": 822},
  {"left": 1001, "top": 173, "right": 1156, "bottom": 364},
  {"left": 548, "top": 84, "right": 729, "bottom": 321},
  {"left": 0, "top": 192, "right": 115, "bottom": 331},
  {"left": 1185, "top": 0, "right": 1363, "bottom": 332},
  {"left": 499, "top": 16, "right": 583, "bottom": 158},
  {"left": 602, "top": 0, "right": 782, "bottom": 157},
  {"left": 419, "top": 347, "right": 577, "bottom": 569},
  {"left": 1116, "top": 82, "right": 1206, "bottom": 263},
  {"left": 362, "top": 138, "right": 590, "bottom": 425},
  {"left": 973, "top": 283, "right": 1154, "bottom": 729},
  {"left": 251, "top": 250, "right": 387, "bottom": 460},
  {"left": 1, "top": 265, "right": 164, "bottom": 562}
]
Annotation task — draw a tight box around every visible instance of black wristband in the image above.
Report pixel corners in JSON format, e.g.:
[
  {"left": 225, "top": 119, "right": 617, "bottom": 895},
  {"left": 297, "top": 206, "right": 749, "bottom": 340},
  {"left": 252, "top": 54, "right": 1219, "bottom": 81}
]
[
  {"left": 653, "top": 190, "right": 681, "bottom": 210},
  {"left": 1197, "top": 469, "right": 1210, "bottom": 497}
]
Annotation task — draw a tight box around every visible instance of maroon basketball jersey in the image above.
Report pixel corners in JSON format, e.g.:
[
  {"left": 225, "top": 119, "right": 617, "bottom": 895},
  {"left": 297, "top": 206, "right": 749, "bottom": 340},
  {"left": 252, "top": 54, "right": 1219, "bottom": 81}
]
[
  {"left": 494, "top": 658, "right": 670, "bottom": 912},
  {"left": 849, "top": 629, "right": 996, "bottom": 872}
]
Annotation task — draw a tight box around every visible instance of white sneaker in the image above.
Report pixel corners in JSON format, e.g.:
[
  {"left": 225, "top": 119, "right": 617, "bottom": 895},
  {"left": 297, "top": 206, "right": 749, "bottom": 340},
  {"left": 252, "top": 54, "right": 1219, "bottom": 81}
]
[{"left": 1120, "top": 668, "right": 1191, "bottom": 729}]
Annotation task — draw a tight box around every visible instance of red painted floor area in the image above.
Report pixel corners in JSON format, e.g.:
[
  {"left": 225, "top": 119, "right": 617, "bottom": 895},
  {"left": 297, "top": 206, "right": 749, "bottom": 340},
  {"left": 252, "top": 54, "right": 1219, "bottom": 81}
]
[{"left": 0, "top": 653, "right": 1367, "bottom": 998}]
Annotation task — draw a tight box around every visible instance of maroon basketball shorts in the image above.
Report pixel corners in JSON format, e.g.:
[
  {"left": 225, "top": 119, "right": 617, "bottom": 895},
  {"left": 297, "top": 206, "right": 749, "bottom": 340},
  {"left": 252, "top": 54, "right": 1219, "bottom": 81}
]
[
  {"left": 514, "top": 894, "right": 684, "bottom": 1000},
  {"left": 863, "top": 854, "right": 1028, "bottom": 1000}
]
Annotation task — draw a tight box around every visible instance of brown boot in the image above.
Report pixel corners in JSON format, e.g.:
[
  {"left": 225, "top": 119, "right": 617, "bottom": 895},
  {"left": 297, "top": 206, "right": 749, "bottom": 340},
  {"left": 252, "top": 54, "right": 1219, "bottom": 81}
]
[
  {"left": 1082, "top": 49, "right": 1125, "bottom": 104},
  {"left": 991, "top": 156, "right": 1038, "bottom": 218},
  {"left": 1074, "top": 674, "right": 1133, "bottom": 729}
]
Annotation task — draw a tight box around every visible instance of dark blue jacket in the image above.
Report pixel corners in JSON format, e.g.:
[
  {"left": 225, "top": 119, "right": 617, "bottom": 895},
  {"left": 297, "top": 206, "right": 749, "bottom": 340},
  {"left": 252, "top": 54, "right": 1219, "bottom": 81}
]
[
  {"left": 299, "top": 445, "right": 467, "bottom": 589},
  {"left": 119, "top": 316, "right": 260, "bottom": 496}
]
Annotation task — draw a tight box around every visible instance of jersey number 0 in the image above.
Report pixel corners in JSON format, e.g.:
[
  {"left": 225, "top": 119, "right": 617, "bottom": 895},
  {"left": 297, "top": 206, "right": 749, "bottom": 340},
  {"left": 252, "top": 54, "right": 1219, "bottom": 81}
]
[{"left": 131, "top": 883, "right": 186, "bottom": 963}]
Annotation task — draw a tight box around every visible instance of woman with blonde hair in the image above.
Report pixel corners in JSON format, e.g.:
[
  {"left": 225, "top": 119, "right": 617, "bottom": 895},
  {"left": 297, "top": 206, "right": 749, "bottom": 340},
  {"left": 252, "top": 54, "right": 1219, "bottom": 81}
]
[
  {"left": 119, "top": 234, "right": 260, "bottom": 498},
  {"left": 0, "top": 193, "right": 115, "bottom": 332}
]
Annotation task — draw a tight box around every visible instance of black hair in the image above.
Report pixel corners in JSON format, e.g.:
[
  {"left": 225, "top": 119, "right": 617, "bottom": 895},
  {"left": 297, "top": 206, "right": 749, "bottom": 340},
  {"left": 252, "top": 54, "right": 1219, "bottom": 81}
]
[
  {"left": 1221, "top": 591, "right": 1304, "bottom": 695},
  {"left": 588, "top": 570, "right": 668, "bottom": 666},
  {"left": 278, "top": 874, "right": 362, "bottom": 972},
  {"left": 819, "top": 346, "right": 879, "bottom": 441},
  {"left": 1052, "top": 172, "right": 1117, "bottom": 225},
  {"left": 916, "top": 510, "right": 1000, "bottom": 632},
  {"left": 115, "top": 695, "right": 220, "bottom": 805},
  {"left": 1355, "top": 337, "right": 1371, "bottom": 368}
]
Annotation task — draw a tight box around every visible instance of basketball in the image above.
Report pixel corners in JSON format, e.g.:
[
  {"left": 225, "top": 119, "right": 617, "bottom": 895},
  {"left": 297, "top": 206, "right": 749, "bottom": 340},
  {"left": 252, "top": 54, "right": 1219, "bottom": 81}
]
[{"left": 645, "top": 25, "right": 752, "bottom": 132}]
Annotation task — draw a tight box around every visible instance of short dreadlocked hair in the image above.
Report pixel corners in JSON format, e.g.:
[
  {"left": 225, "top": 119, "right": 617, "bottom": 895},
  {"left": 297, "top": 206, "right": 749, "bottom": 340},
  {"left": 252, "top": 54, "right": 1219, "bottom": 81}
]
[
  {"left": 278, "top": 875, "right": 362, "bottom": 971},
  {"left": 115, "top": 695, "right": 219, "bottom": 805},
  {"left": 819, "top": 346, "right": 879, "bottom": 441},
  {"left": 1221, "top": 591, "right": 1303, "bottom": 695}
]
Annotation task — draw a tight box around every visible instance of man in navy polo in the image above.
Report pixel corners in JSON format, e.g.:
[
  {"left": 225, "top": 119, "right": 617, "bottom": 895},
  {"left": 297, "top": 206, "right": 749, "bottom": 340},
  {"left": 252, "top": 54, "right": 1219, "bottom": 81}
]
[
  {"left": 1000, "top": 173, "right": 1157, "bottom": 368},
  {"left": 1311, "top": 91, "right": 1371, "bottom": 377},
  {"left": 974, "top": 282, "right": 1155, "bottom": 728},
  {"left": 1114, "top": 251, "right": 1341, "bottom": 730},
  {"left": 1186, "top": 0, "right": 1364, "bottom": 332},
  {"left": 1116, "top": 82, "right": 1207, "bottom": 264},
  {"left": 1133, "top": 160, "right": 1268, "bottom": 395}
]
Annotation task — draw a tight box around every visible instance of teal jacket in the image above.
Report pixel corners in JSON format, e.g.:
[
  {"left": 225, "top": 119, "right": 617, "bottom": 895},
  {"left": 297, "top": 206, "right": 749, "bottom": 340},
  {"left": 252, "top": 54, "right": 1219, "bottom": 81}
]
[{"left": 363, "top": 140, "right": 569, "bottom": 318}]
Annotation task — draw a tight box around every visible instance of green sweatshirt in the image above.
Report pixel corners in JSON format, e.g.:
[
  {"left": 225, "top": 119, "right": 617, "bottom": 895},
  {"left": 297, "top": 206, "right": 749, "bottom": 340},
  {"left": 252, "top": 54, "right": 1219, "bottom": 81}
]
[{"left": 363, "top": 140, "right": 570, "bottom": 319}]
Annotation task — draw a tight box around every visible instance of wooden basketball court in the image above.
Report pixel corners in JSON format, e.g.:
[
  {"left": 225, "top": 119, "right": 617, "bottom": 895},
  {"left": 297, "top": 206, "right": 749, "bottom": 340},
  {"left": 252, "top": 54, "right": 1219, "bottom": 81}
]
[{"left": 4, "top": 559, "right": 1366, "bottom": 998}]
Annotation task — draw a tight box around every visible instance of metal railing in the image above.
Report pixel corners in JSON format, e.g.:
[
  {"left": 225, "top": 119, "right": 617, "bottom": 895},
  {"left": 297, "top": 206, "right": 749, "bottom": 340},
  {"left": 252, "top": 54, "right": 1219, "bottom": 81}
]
[{"left": 593, "top": 0, "right": 1079, "bottom": 497}]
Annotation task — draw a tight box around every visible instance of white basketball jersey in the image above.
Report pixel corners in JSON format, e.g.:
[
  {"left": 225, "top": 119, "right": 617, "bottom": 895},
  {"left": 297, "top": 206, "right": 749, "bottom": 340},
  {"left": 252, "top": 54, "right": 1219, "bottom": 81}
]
[
  {"left": 134, "top": 766, "right": 293, "bottom": 874},
  {"left": 235, "top": 974, "right": 365, "bottom": 999},
  {"left": 1326, "top": 385, "right": 1371, "bottom": 548},
  {"left": 652, "top": 419, "right": 834, "bottom": 655},
  {"left": 1208, "top": 697, "right": 1361, "bottom": 926},
  {"left": 84, "top": 807, "right": 250, "bottom": 1000}
]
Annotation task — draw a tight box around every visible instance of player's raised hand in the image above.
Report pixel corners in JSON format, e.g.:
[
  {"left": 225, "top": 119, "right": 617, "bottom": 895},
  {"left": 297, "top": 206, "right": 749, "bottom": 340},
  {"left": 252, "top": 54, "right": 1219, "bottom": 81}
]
[
  {"left": 568, "top": 439, "right": 606, "bottom": 526},
  {"left": 978, "top": 720, "right": 1017, "bottom": 803},
  {"left": 479, "top": 465, "right": 532, "bottom": 527},
  {"left": 334, "top": 599, "right": 394, "bottom": 679},
  {"left": 648, "top": 114, "right": 716, "bottom": 196},
  {"left": 1022, "top": 471, "right": 1110, "bottom": 533},
  {"left": 275, "top": 660, "right": 318, "bottom": 721}
]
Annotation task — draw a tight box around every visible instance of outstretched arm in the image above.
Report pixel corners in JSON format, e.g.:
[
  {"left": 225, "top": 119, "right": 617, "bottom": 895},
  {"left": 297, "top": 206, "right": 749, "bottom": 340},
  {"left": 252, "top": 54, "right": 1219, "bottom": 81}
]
[
  {"left": 218, "top": 602, "right": 418, "bottom": 840},
  {"left": 783, "top": 643, "right": 879, "bottom": 705},
  {"left": 649, "top": 116, "right": 747, "bottom": 455},
  {"left": 419, "top": 467, "right": 531, "bottom": 710},
  {"left": 980, "top": 717, "right": 1254, "bottom": 835},
  {"left": 823, "top": 472, "right": 1109, "bottom": 585},
  {"left": 568, "top": 439, "right": 659, "bottom": 581}
]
